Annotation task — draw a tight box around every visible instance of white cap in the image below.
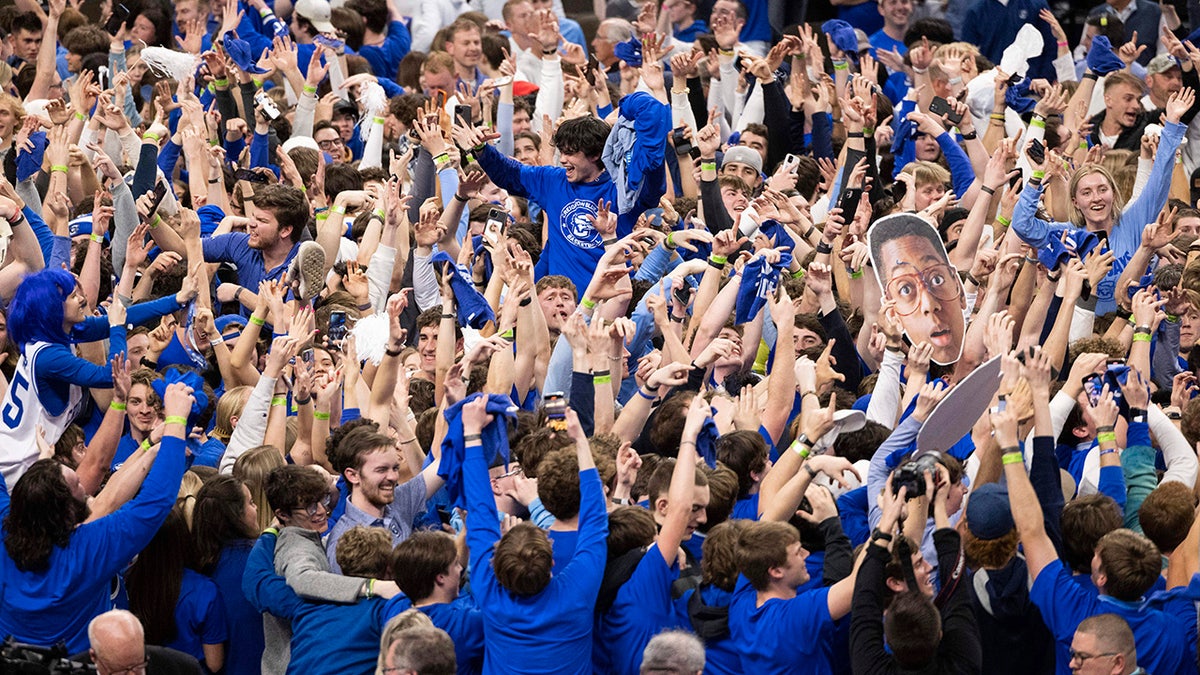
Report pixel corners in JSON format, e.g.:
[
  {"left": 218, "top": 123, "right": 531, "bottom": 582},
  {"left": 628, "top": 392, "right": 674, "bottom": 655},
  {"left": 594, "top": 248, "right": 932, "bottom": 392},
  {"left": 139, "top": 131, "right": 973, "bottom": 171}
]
[
  {"left": 294, "top": 0, "right": 336, "bottom": 34},
  {"left": 282, "top": 135, "right": 321, "bottom": 153}
]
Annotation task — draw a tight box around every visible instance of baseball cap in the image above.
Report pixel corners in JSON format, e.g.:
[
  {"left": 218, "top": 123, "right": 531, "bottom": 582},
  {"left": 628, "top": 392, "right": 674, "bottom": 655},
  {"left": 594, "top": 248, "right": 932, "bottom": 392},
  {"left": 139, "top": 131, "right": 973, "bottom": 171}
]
[
  {"left": 722, "top": 145, "right": 763, "bottom": 174},
  {"left": 964, "top": 482, "right": 1014, "bottom": 540},
  {"left": 1147, "top": 54, "right": 1180, "bottom": 76},
  {"left": 294, "top": 0, "right": 336, "bottom": 34}
]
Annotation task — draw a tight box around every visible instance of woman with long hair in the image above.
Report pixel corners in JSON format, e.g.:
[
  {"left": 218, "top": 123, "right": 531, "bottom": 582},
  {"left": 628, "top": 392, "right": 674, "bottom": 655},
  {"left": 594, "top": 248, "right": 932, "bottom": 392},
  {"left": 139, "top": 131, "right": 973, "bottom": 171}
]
[
  {"left": 126, "top": 507, "right": 228, "bottom": 673},
  {"left": 194, "top": 475, "right": 263, "bottom": 675},
  {"left": 232, "top": 445, "right": 285, "bottom": 533},
  {"left": 0, "top": 267, "right": 198, "bottom": 487}
]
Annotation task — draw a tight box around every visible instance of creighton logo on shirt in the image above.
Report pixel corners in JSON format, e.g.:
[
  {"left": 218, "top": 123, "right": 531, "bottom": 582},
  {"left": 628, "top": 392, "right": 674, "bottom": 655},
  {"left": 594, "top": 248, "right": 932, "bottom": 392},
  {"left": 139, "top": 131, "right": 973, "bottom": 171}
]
[{"left": 560, "top": 199, "right": 602, "bottom": 249}]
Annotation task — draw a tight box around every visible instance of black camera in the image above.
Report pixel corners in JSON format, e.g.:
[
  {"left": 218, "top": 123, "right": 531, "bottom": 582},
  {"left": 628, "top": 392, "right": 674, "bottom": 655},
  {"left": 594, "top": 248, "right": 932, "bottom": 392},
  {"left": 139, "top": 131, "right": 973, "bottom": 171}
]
[
  {"left": 891, "top": 452, "right": 943, "bottom": 499},
  {"left": 0, "top": 638, "right": 96, "bottom": 674}
]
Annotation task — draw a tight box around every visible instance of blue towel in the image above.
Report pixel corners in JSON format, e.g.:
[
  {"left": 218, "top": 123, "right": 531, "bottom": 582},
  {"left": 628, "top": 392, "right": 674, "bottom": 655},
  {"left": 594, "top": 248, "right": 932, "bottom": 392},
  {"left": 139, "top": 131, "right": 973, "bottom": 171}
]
[
  {"left": 613, "top": 34, "right": 643, "bottom": 68},
  {"left": 437, "top": 393, "right": 519, "bottom": 509},
  {"left": 16, "top": 131, "right": 47, "bottom": 182},
  {"left": 1087, "top": 36, "right": 1125, "bottom": 76},
  {"left": 821, "top": 19, "right": 860, "bottom": 64},
  {"left": 430, "top": 250, "right": 495, "bottom": 329},
  {"left": 225, "top": 36, "right": 269, "bottom": 75},
  {"left": 1004, "top": 77, "right": 1037, "bottom": 115},
  {"left": 151, "top": 368, "right": 210, "bottom": 426},
  {"left": 734, "top": 251, "right": 792, "bottom": 325},
  {"left": 1036, "top": 229, "right": 1101, "bottom": 271},
  {"left": 695, "top": 409, "right": 720, "bottom": 468},
  {"left": 601, "top": 92, "right": 672, "bottom": 214},
  {"left": 758, "top": 219, "right": 795, "bottom": 252}
]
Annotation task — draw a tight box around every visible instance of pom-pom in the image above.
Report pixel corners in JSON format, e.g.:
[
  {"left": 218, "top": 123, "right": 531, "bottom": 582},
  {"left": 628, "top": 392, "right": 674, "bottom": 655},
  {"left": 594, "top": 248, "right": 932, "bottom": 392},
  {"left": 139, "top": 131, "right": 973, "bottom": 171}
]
[
  {"left": 349, "top": 311, "right": 389, "bottom": 365},
  {"left": 140, "top": 47, "right": 202, "bottom": 81}
]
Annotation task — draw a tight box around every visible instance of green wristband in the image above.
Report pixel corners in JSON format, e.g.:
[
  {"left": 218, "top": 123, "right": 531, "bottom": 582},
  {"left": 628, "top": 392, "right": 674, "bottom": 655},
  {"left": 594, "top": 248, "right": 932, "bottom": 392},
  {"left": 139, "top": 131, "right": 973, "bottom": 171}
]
[{"left": 164, "top": 415, "right": 188, "bottom": 426}]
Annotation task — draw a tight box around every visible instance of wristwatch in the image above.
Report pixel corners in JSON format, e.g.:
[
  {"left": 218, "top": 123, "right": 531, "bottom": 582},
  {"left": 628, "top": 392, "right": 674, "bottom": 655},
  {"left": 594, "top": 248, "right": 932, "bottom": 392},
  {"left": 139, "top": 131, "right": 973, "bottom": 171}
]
[{"left": 870, "top": 528, "right": 893, "bottom": 544}]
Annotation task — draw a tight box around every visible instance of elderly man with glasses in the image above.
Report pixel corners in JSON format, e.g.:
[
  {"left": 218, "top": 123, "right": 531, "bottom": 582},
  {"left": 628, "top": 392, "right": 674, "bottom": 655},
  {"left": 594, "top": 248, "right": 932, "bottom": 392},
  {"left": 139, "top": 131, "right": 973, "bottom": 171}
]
[
  {"left": 86, "top": 609, "right": 202, "bottom": 675},
  {"left": 1069, "top": 613, "right": 1145, "bottom": 675}
]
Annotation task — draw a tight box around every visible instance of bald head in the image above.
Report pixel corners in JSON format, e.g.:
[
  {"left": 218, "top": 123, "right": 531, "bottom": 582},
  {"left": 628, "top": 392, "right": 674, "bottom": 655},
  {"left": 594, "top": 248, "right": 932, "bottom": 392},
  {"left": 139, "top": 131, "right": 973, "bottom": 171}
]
[{"left": 89, "top": 610, "right": 146, "bottom": 675}]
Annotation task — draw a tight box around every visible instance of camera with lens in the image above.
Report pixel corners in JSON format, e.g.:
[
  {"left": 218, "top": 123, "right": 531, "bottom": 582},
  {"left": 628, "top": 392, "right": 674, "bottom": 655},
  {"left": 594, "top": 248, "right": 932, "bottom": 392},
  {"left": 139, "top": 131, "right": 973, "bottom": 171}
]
[
  {"left": 891, "top": 452, "right": 943, "bottom": 499},
  {"left": 0, "top": 638, "right": 96, "bottom": 674}
]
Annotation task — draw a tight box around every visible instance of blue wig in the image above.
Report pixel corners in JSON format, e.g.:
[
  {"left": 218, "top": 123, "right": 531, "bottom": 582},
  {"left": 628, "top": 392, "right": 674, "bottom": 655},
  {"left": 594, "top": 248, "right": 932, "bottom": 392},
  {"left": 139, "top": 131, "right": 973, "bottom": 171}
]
[{"left": 10, "top": 268, "right": 77, "bottom": 348}]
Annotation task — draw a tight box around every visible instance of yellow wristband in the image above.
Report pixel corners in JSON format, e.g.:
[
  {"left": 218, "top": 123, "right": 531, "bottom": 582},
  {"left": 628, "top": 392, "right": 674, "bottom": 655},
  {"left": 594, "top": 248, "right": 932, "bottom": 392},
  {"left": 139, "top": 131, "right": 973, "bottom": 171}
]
[
  {"left": 109, "top": 401, "right": 127, "bottom": 411},
  {"left": 89, "top": 233, "right": 103, "bottom": 243},
  {"left": 1097, "top": 432, "right": 1118, "bottom": 443},
  {"left": 709, "top": 254, "right": 728, "bottom": 265},
  {"left": 1133, "top": 333, "right": 1152, "bottom": 342},
  {"left": 332, "top": 204, "right": 347, "bottom": 215},
  {"left": 700, "top": 161, "right": 717, "bottom": 172},
  {"left": 140, "top": 439, "right": 152, "bottom": 451},
  {"left": 149, "top": 214, "right": 162, "bottom": 229},
  {"left": 51, "top": 165, "right": 69, "bottom": 174},
  {"left": 314, "top": 410, "right": 332, "bottom": 420},
  {"left": 373, "top": 116, "right": 385, "bottom": 125},
  {"left": 1001, "top": 452, "right": 1024, "bottom": 465},
  {"left": 73, "top": 112, "right": 86, "bottom": 121},
  {"left": 996, "top": 215, "right": 1011, "bottom": 227},
  {"left": 581, "top": 297, "right": 597, "bottom": 309},
  {"left": 303, "top": 84, "right": 317, "bottom": 94},
  {"left": 1030, "top": 117, "right": 1046, "bottom": 129},
  {"left": 164, "top": 415, "right": 188, "bottom": 426},
  {"left": 1031, "top": 170, "right": 1046, "bottom": 181},
  {"left": 249, "top": 314, "right": 266, "bottom": 326},
  {"left": 593, "top": 374, "right": 612, "bottom": 384},
  {"left": 142, "top": 133, "right": 160, "bottom": 143},
  {"left": 271, "top": 396, "right": 287, "bottom": 407}
]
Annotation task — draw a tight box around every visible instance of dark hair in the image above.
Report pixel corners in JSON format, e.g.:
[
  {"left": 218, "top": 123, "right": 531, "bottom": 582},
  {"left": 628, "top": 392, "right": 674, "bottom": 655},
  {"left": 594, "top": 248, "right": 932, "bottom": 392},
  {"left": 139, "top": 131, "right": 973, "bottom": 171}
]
[
  {"left": 1095, "top": 529, "right": 1162, "bottom": 601},
  {"left": 701, "top": 519, "right": 745, "bottom": 590},
  {"left": 131, "top": 5, "right": 172, "bottom": 46},
  {"left": 3, "top": 459, "right": 89, "bottom": 571},
  {"left": 552, "top": 116, "right": 610, "bottom": 159},
  {"left": 493, "top": 522, "right": 552, "bottom": 595},
  {"left": 265, "top": 465, "right": 330, "bottom": 514},
  {"left": 535, "top": 449, "right": 581, "bottom": 520},
  {"left": 834, "top": 420, "right": 891, "bottom": 464},
  {"left": 252, "top": 184, "right": 310, "bottom": 243},
  {"left": 323, "top": 163, "right": 365, "bottom": 203},
  {"left": 606, "top": 505, "right": 657, "bottom": 558},
  {"left": 1085, "top": 11, "right": 1126, "bottom": 44},
  {"left": 62, "top": 24, "right": 109, "bottom": 56},
  {"left": 513, "top": 427, "right": 571, "bottom": 479},
  {"left": 903, "top": 18, "right": 954, "bottom": 47},
  {"left": 337, "top": 525, "right": 393, "bottom": 577},
  {"left": 868, "top": 215, "right": 949, "bottom": 286},
  {"left": 1060, "top": 495, "right": 1124, "bottom": 574},
  {"left": 1138, "top": 481, "right": 1196, "bottom": 553},
  {"left": 325, "top": 418, "right": 380, "bottom": 472},
  {"left": 334, "top": 427, "right": 394, "bottom": 478},
  {"left": 884, "top": 591, "right": 942, "bottom": 667},
  {"left": 8, "top": 11, "right": 41, "bottom": 34},
  {"left": 126, "top": 509, "right": 193, "bottom": 646},
  {"left": 391, "top": 530, "right": 458, "bottom": 602},
  {"left": 193, "top": 476, "right": 257, "bottom": 574},
  {"left": 715, "top": 430, "right": 768, "bottom": 499},
  {"left": 345, "top": 0, "right": 387, "bottom": 32},
  {"left": 648, "top": 392, "right": 696, "bottom": 457}
]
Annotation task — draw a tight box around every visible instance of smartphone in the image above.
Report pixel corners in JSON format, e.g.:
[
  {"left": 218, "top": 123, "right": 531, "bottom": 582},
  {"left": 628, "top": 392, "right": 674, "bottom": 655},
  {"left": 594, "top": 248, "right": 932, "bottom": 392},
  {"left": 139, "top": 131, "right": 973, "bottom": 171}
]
[
  {"left": 544, "top": 392, "right": 567, "bottom": 431},
  {"left": 254, "top": 90, "right": 280, "bottom": 120},
  {"left": 672, "top": 127, "right": 692, "bottom": 155},
  {"left": 301, "top": 348, "right": 315, "bottom": 366},
  {"left": 1027, "top": 138, "right": 1046, "bottom": 165},
  {"left": 837, "top": 187, "right": 864, "bottom": 218},
  {"left": 783, "top": 153, "right": 800, "bottom": 173},
  {"left": 145, "top": 181, "right": 168, "bottom": 216},
  {"left": 483, "top": 208, "right": 506, "bottom": 247},
  {"left": 454, "top": 104, "right": 473, "bottom": 126},
  {"left": 328, "top": 310, "right": 348, "bottom": 343},
  {"left": 672, "top": 281, "right": 691, "bottom": 310},
  {"left": 436, "top": 507, "right": 453, "bottom": 526},
  {"left": 313, "top": 34, "right": 345, "bottom": 52},
  {"left": 235, "top": 168, "right": 269, "bottom": 184},
  {"left": 929, "top": 96, "right": 963, "bottom": 125},
  {"left": 105, "top": 3, "right": 130, "bottom": 35}
]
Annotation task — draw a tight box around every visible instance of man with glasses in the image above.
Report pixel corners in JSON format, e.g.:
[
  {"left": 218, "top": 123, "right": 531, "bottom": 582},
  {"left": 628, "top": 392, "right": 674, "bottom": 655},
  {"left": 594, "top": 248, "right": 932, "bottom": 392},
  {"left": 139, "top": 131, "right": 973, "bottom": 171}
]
[
  {"left": 315, "top": 121, "right": 350, "bottom": 164},
  {"left": 868, "top": 214, "right": 966, "bottom": 366},
  {"left": 1069, "top": 614, "right": 1144, "bottom": 675},
  {"left": 87, "top": 610, "right": 201, "bottom": 675},
  {"left": 382, "top": 626, "right": 457, "bottom": 675}
]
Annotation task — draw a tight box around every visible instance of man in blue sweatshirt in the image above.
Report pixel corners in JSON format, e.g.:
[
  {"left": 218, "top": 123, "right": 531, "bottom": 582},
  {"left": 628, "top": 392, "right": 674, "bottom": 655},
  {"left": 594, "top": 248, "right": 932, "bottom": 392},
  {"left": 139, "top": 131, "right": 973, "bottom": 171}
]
[
  {"left": 464, "top": 95, "right": 669, "bottom": 297},
  {"left": 460, "top": 397, "right": 606, "bottom": 674}
]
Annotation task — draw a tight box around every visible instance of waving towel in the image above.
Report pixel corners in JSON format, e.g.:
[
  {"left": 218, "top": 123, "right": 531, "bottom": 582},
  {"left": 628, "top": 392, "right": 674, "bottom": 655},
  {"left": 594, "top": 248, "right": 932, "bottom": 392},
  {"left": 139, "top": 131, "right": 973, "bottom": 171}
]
[
  {"left": 438, "top": 393, "right": 519, "bottom": 509},
  {"left": 601, "top": 91, "right": 672, "bottom": 214}
]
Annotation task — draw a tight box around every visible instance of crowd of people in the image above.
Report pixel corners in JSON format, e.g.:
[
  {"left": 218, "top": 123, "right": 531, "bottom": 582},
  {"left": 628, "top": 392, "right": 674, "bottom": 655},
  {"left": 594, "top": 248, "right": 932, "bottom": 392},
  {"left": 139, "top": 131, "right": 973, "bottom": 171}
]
[{"left": 0, "top": 0, "right": 1199, "bottom": 672}]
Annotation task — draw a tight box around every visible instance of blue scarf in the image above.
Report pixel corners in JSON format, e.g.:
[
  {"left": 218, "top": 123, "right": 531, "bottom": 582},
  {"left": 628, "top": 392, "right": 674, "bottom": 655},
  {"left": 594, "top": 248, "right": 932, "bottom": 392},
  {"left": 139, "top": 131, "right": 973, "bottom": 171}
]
[
  {"left": 151, "top": 368, "right": 209, "bottom": 427},
  {"left": 734, "top": 252, "right": 792, "bottom": 325},
  {"left": 1087, "top": 36, "right": 1125, "bottom": 76}
]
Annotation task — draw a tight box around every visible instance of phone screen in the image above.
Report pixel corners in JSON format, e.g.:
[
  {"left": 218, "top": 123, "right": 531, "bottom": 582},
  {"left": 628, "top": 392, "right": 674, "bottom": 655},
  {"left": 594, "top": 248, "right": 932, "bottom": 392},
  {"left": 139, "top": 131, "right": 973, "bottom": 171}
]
[
  {"left": 328, "top": 311, "right": 348, "bottom": 343},
  {"left": 146, "top": 182, "right": 168, "bottom": 216},
  {"left": 483, "top": 209, "right": 506, "bottom": 247}
]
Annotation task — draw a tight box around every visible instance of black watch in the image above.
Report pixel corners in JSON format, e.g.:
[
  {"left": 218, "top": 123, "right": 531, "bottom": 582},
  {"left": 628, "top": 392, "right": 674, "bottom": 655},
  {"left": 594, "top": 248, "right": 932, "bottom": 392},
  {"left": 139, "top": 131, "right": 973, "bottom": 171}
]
[{"left": 870, "top": 527, "right": 893, "bottom": 543}]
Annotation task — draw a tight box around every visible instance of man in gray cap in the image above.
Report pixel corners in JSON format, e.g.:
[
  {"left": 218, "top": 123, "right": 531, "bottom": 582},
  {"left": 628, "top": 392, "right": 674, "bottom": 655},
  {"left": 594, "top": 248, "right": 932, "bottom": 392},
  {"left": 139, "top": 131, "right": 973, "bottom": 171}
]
[
  {"left": 1142, "top": 54, "right": 1183, "bottom": 112},
  {"left": 719, "top": 145, "right": 762, "bottom": 192}
]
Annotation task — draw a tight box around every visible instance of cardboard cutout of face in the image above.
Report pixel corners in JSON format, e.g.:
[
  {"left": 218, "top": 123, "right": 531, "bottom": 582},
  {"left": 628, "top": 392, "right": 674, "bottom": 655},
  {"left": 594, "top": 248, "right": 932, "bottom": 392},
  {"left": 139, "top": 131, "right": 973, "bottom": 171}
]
[{"left": 867, "top": 213, "right": 966, "bottom": 365}]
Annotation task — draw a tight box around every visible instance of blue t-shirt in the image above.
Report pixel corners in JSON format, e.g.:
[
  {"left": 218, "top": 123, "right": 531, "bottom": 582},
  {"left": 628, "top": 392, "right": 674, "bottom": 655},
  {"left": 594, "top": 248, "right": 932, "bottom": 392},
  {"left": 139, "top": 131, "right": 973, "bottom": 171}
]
[
  {"left": 728, "top": 575, "right": 836, "bottom": 673},
  {"left": 165, "top": 569, "right": 228, "bottom": 666},
  {"left": 358, "top": 21, "right": 412, "bottom": 81},
  {"left": 548, "top": 528, "right": 579, "bottom": 575},
  {"left": 289, "top": 597, "right": 388, "bottom": 675},
  {"left": 1030, "top": 558, "right": 1190, "bottom": 675},
  {"left": 673, "top": 19, "right": 708, "bottom": 42},
  {"left": 838, "top": 0, "right": 883, "bottom": 34},
  {"left": 674, "top": 584, "right": 738, "bottom": 675},
  {"left": 869, "top": 30, "right": 906, "bottom": 58},
  {"left": 731, "top": 494, "right": 759, "bottom": 520},
  {"left": 594, "top": 548, "right": 685, "bottom": 675},
  {"left": 209, "top": 541, "right": 263, "bottom": 675}
]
